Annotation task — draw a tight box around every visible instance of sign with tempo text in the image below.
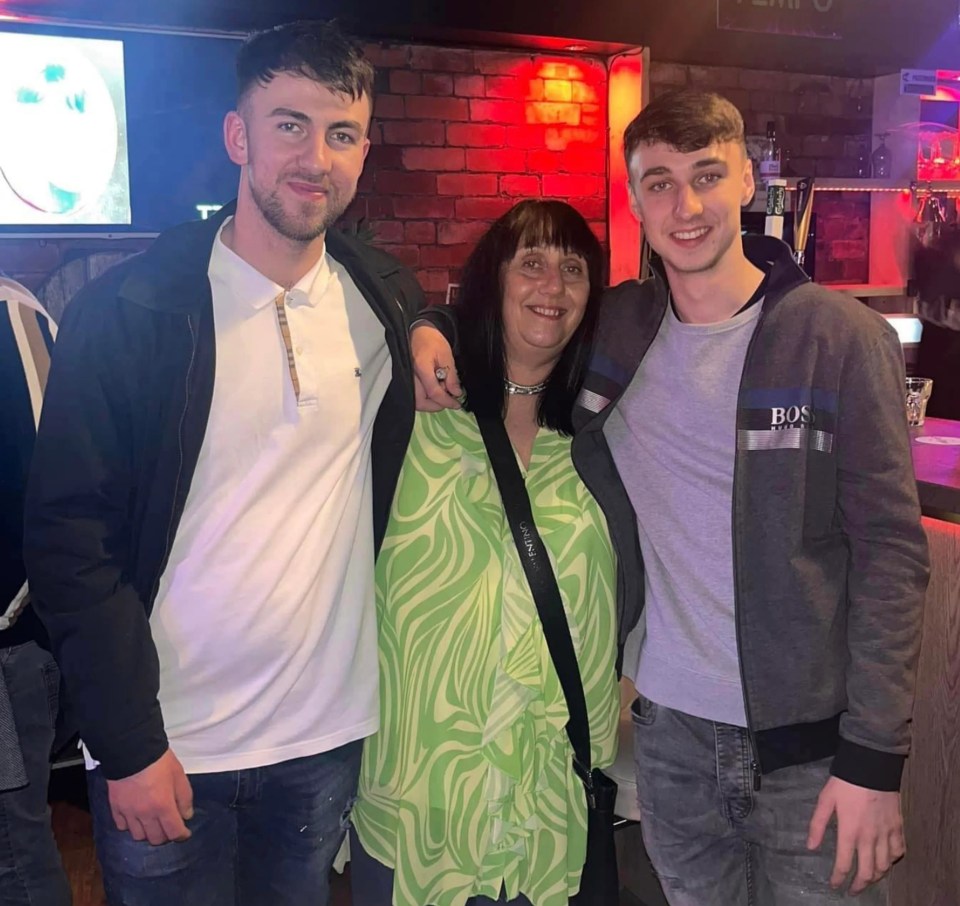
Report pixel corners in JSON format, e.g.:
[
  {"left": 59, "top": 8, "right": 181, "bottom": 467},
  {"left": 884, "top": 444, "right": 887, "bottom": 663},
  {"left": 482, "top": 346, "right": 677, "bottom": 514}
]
[
  {"left": 717, "top": 0, "right": 844, "bottom": 40},
  {"left": 900, "top": 69, "right": 938, "bottom": 97}
]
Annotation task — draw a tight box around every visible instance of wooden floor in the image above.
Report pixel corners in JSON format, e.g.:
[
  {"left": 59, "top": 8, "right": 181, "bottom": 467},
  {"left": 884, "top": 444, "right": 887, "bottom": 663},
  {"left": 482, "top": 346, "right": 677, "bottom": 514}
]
[{"left": 51, "top": 801, "right": 105, "bottom": 906}]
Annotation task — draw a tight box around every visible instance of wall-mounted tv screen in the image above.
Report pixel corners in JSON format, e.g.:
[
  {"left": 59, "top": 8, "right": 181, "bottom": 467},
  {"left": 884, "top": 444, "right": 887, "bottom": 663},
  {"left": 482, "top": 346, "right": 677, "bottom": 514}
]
[
  {"left": 0, "top": 31, "right": 130, "bottom": 227},
  {"left": 0, "top": 24, "right": 242, "bottom": 236}
]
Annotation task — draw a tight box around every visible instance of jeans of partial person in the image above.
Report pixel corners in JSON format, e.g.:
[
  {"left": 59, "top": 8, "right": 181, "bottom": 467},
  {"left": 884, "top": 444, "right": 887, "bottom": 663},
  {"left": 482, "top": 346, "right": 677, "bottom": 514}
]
[
  {"left": 87, "top": 738, "right": 363, "bottom": 906},
  {"left": 348, "top": 826, "right": 535, "bottom": 906},
  {"left": 631, "top": 694, "right": 888, "bottom": 906},
  {"left": 0, "top": 641, "right": 72, "bottom": 906}
]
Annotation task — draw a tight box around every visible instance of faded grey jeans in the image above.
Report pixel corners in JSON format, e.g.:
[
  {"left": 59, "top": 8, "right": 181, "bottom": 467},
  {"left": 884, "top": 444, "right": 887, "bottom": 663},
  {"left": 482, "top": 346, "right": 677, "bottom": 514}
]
[
  {"left": 0, "top": 641, "right": 71, "bottom": 906},
  {"left": 631, "top": 694, "right": 888, "bottom": 906}
]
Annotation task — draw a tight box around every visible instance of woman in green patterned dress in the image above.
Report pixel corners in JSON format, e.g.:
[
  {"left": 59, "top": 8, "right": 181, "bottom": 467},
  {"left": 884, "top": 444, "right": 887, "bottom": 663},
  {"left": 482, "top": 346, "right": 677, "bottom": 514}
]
[{"left": 351, "top": 200, "right": 619, "bottom": 906}]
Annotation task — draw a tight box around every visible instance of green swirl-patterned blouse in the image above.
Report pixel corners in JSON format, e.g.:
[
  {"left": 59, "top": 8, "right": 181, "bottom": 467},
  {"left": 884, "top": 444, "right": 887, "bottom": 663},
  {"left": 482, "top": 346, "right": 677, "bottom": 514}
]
[{"left": 354, "top": 408, "right": 619, "bottom": 906}]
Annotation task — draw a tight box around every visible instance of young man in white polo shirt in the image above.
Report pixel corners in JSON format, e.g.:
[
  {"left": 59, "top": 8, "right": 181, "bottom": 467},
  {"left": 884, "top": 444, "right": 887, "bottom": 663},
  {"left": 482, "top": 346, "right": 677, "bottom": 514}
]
[{"left": 24, "top": 21, "right": 424, "bottom": 906}]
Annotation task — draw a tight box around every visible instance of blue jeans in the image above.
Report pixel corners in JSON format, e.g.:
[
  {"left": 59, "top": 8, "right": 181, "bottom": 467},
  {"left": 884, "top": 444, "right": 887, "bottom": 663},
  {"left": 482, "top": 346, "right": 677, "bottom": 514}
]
[
  {"left": 87, "top": 739, "right": 362, "bottom": 906},
  {"left": 0, "top": 641, "right": 72, "bottom": 906},
  {"left": 631, "top": 694, "right": 888, "bottom": 906}
]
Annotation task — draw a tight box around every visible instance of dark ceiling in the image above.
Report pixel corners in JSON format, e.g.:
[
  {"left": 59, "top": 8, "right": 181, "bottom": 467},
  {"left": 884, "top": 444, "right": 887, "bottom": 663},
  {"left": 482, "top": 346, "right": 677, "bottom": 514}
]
[{"left": 6, "top": 0, "right": 960, "bottom": 77}]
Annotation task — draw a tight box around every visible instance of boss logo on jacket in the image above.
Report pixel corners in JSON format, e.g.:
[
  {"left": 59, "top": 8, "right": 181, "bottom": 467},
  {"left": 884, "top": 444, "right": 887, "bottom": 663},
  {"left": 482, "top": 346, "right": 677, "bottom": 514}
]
[{"left": 737, "top": 387, "right": 837, "bottom": 453}]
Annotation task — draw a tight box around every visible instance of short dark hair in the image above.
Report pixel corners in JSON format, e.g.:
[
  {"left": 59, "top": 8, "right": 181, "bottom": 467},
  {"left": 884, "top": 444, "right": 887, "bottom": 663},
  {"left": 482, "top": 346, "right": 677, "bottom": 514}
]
[
  {"left": 623, "top": 89, "right": 745, "bottom": 169},
  {"left": 236, "top": 20, "right": 374, "bottom": 108},
  {"left": 455, "top": 200, "right": 604, "bottom": 436}
]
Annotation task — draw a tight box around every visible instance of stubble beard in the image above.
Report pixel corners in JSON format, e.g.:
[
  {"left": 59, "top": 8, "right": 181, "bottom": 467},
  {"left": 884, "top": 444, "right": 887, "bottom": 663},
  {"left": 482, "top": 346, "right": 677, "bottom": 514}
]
[{"left": 250, "top": 177, "right": 355, "bottom": 244}]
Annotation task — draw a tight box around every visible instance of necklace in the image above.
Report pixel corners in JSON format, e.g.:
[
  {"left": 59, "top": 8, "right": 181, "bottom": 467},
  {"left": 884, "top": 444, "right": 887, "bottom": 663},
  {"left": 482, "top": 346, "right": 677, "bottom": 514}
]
[{"left": 504, "top": 377, "right": 548, "bottom": 396}]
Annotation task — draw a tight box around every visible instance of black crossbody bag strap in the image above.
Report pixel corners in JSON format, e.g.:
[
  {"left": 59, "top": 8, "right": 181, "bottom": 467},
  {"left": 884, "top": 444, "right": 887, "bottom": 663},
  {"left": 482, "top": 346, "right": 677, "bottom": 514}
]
[{"left": 475, "top": 414, "right": 594, "bottom": 789}]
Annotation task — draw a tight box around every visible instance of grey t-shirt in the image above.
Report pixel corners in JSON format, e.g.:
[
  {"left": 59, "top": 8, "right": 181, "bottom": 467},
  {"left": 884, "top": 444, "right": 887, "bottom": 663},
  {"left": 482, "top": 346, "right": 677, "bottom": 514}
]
[{"left": 604, "top": 300, "right": 762, "bottom": 727}]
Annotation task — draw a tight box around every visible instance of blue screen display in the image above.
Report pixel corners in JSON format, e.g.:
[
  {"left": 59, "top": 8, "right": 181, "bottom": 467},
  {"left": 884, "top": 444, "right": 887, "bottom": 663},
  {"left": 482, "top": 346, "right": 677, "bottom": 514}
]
[{"left": 0, "top": 24, "right": 242, "bottom": 233}]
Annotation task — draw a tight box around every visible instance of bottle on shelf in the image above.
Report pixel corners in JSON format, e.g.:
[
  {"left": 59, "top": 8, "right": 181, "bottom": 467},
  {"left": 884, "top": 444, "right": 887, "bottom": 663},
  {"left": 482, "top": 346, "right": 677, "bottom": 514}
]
[
  {"left": 917, "top": 141, "right": 929, "bottom": 181},
  {"left": 948, "top": 132, "right": 960, "bottom": 180},
  {"left": 871, "top": 132, "right": 892, "bottom": 179},
  {"left": 760, "top": 120, "right": 781, "bottom": 180},
  {"left": 932, "top": 140, "right": 946, "bottom": 180}
]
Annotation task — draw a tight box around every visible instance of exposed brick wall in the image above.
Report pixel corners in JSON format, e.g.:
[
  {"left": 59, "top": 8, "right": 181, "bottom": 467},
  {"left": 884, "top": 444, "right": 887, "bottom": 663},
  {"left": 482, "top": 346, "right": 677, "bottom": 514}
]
[
  {"left": 2, "top": 52, "right": 882, "bottom": 303},
  {"left": 2, "top": 43, "right": 607, "bottom": 309},
  {"left": 0, "top": 237, "right": 152, "bottom": 297},
  {"left": 346, "top": 43, "right": 609, "bottom": 304},
  {"left": 649, "top": 61, "right": 874, "bottom": 283}
]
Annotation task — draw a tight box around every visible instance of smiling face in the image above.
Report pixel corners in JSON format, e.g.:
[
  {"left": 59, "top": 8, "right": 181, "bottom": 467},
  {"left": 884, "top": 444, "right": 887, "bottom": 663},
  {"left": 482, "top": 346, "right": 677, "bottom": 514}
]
[
  {"left": 224, "top": 71, "right": 371, "bottom": 244},
  {"left": 627, "top": 139, "right": 755, "bottom": 280},
  {"left": 500, "top": 244, "right": 590, "bottom": 372}
]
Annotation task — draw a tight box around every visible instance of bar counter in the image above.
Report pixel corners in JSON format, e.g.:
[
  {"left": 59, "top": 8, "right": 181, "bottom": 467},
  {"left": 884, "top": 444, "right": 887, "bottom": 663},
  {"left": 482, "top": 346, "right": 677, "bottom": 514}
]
[
  {"left": 890, "top": 417, "right": 960, "bottom": 906},
  {"left": 911, "top": 417, "right": 960, "bottom": 521}
]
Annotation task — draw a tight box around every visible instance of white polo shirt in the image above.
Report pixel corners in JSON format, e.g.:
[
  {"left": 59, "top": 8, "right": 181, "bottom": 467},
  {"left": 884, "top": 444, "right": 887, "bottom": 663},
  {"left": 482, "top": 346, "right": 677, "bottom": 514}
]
[{"left": 144, "top": 221, "right": 391, "bottom": 773}]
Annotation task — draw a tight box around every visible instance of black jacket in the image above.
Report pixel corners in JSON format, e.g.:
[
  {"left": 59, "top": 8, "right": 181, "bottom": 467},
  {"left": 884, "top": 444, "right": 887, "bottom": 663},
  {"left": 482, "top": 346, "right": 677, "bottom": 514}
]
[{"left": 23, "top": 204, "right": 424, "bottom": 779}]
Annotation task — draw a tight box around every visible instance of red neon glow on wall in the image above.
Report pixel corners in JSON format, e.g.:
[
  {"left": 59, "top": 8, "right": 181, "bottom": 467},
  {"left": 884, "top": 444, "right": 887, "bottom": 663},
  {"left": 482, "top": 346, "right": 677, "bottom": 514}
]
[
  {"left": 453, "top": 56, "right": 605, "bottom": 157},
  {"left": 905, "top": 72, "right": 960, "bottom": 181},
  {"left": 607, "top": 51, "right": 644, "bottom": 284},
  {"left": 524, "top": 60, "right": 602, "bottom": 146},
  {"left": 927, "top": 70, "right": 960, "bottom": 102}
]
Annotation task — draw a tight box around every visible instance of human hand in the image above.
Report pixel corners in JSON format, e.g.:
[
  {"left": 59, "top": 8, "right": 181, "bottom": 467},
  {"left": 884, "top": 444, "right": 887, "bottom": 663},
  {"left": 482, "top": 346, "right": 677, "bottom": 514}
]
[
  {"left": 411, "top": 322, "right": 462, "bottom": 411},
  {"left": 106, "top": 748, "right": 194, "bottom": 845},
  {"left": 807, "top": 775, "right": 904, "bottom": 895}
]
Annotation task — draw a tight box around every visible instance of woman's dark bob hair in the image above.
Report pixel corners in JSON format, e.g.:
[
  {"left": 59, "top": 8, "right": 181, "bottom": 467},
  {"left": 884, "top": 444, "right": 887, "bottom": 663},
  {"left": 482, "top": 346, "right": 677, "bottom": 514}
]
[{"left": 456, "top": 199, "right": 604, "bottom": 436}]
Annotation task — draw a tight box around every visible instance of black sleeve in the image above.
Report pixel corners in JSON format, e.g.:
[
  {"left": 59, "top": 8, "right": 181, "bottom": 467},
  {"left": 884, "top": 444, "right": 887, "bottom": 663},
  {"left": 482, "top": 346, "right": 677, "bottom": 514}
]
[
  {"left": 413, "top": 304, "right": 460, "bottom": 353},
  {"left": 389, "top": 262, "right": 428, "bottom": 323},
  {"left": 23, "top": 289, "right": 168, "bottom": 780}
]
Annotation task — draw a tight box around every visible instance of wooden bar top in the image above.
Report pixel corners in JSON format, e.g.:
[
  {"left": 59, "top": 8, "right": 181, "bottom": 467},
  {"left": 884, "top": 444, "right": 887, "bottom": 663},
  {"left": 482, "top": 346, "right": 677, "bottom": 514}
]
[{"left": 910, "top": 417, "right": 960, "bottom": 519}]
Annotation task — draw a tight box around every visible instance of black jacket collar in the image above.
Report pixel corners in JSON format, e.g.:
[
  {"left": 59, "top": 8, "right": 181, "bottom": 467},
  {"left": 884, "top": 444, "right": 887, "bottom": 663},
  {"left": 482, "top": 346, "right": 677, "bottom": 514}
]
[
  {"left": 118, "top": 200, "right": 404, "bottom": 312},
  {"left": 649, "top": 233, "right": 809, "bottom": 314}
]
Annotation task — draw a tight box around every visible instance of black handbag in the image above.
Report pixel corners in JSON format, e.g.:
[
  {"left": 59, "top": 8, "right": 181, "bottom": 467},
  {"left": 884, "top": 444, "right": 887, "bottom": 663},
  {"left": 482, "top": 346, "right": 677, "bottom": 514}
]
[{"left": 476, "top": 414, "right": 620, "bottom": 906}]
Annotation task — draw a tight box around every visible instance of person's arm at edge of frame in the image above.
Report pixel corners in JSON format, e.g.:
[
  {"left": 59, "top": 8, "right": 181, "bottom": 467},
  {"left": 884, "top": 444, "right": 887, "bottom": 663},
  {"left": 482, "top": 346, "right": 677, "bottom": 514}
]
[
  {"left": 22, "top": 284, "right": 193, "bottom": 845},
  {"left": 806, "top": 323, "right": 930, "bottom": 895}
]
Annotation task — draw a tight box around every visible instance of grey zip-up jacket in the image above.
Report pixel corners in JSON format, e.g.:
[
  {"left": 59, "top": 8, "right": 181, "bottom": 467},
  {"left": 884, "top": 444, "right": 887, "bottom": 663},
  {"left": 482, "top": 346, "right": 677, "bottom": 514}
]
[{"left": 572, "top": 235, "right": 929, "bottom": 791}]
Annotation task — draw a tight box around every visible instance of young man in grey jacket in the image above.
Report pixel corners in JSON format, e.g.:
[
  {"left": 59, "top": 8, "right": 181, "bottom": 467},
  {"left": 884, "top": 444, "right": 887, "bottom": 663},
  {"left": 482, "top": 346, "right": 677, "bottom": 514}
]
[{"left": 412, "top": 90, "right": 929, "bottom": 904}]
